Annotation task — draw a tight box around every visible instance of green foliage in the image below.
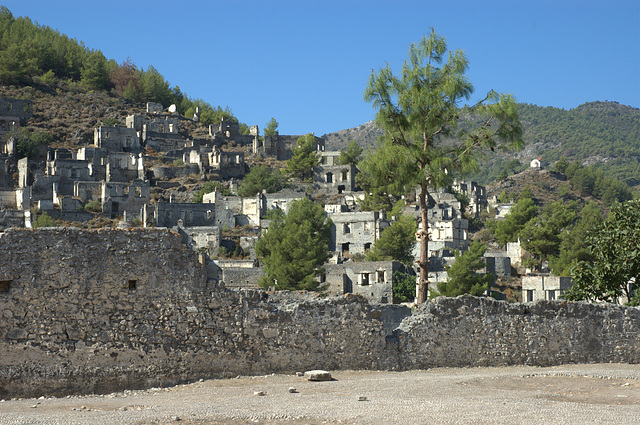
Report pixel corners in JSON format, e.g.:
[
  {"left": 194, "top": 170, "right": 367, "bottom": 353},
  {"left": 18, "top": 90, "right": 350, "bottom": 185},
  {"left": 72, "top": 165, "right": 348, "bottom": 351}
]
[
  {"left": 336, "top": 140, "right": 363, "bottom": 166},
  {"left": 256, "top": 198, "right": 332, "bottom": 291},
  {"left": 554, "top": 156, "right": 570, "bottom": 174},
  {"left": 35, "top": 69, "right": 57, "bottom": 86},
  {"left": 264, "top": 117, "right": 279, "bottom": 136},
  {"left": 183, "top": 99, "right": 240, "bottom": 126},
  {"left": 554, "top": 160, "right": 634, "bottom": 206},
  {"left": 493, "top": 190, "right": 538, "bottom": 246},
  {"left": 172, "top": 159, "right": 184, "bottom": 167},
  {"left": 565, "top": 200, "right": 640, "bottom": 304},
  {"left": 83, "top": 200, "right": 102, "bottom": 213},
  {"left": 237, "top": 166, "right": 286, "bottom": 198},
  {"left": 549, "top": 201, "right": 603, "bottom": 276},
  {"left": 366, "top": 214, "right": 417, "bottom": 265},
  {"left": 101, "top": 117, "right": 120, "bottom": 127},
  {"left": 192, "top": 181, "right": 231, "bottom": 203},
  {"left": 10, "top": 128, "right": 53, "bottom": 159},
  {"left": 467, "top": 102, "right": 640, "bottom": 186},
  {"left": 497, "top": 190, "right": 511, "bottom": 203},
  {"left": 263, "top": 207, "right": 285, "bottom": 221},
  {"left": 80, "top": 50, "right": 110, "bottom": 90},
  {"left": 519, "top": 200, "right": 578, "bottom": 271},
  {"left": 284, "top": 134, "right": 320, "bottom": 180},
  {"left": 393, "top": 270, "right": 416, "bottom": 303},
  {"left": 434, "top": 241, "right": 493, "bottom": 297},
  {"left": 32, "top": 211, "right": 57, "bottom": 228}
]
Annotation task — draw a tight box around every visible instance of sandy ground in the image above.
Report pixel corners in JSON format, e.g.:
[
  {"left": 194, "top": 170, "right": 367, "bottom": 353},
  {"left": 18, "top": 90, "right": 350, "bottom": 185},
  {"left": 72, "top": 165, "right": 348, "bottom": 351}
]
[{"left": 2, "top": 364, "right": 640, "bottom": 424}]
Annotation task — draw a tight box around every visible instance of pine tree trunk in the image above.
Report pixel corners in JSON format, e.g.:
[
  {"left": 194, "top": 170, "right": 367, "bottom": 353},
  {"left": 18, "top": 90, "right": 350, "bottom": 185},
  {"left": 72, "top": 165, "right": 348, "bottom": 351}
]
[{"left": 416, "top": 185, "right": 429, "bottom": 304}]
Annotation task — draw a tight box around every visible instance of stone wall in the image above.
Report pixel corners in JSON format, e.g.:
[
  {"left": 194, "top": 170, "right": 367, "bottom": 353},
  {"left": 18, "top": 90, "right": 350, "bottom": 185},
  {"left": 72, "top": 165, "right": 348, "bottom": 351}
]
[
  {"left": 0, "top": 229, "right": 639, "bottom": 398},
  {"left": 394, "top": 296, "right": 640, "bottom": 369}
]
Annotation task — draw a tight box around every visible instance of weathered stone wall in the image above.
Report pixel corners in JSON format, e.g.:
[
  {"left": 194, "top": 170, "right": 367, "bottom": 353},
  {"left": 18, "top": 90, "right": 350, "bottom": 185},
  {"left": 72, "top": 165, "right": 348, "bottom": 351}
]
[
  {"left": 0, "top": 229, "right": 639, "bottom": 399},
  {"left": 0, "top": 228, "right": 391, "bottom": 397},
  {"left": 394, "top": 296, "right": 640, "bottom": 369}
]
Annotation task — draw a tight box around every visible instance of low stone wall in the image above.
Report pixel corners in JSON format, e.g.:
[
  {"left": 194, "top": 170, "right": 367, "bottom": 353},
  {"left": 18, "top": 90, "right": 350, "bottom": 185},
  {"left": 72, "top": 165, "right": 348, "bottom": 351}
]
[
  {"left": 394, "top": 296, "right": 640, "bottom": 369},
  {"left": 0, "top": 228, "right": 638, "bottom": 398}
]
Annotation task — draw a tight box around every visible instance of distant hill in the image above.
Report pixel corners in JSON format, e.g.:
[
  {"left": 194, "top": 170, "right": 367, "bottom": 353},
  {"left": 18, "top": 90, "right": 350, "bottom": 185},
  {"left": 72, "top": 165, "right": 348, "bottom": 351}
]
[
  {"left": 322, "top": 101, "right": 640, "bottom": 188},
  {"left": 322, "top": 120, "right": 383, "bottom": 152}
]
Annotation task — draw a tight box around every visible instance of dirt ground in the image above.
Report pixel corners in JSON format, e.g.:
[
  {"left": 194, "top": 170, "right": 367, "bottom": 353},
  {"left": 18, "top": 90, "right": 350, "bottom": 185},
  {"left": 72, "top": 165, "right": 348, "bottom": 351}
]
[{"left": 2, "top": 363, "right": 640, "bottom": 425}]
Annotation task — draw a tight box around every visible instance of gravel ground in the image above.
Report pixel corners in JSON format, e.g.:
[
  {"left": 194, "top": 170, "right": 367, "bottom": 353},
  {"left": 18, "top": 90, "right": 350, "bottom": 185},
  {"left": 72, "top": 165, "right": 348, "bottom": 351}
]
[{"left": 1, "top": 364, "right": 640, "bottom": 424}]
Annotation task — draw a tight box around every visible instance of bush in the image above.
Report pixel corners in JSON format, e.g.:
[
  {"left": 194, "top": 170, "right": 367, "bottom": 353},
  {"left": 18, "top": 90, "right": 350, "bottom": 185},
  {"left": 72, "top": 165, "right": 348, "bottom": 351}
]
[
  {"left": 83, "top": 200, "right": 102, "bottom": 213},
  {"left": 10, "top": 129, "right": 53, "bottom": 159},
  {"left": 32, "top": 212, "right": 57, "bottom": 228},
  {"left": 393, "top": 271, "right": 416, "bottom": 303}
]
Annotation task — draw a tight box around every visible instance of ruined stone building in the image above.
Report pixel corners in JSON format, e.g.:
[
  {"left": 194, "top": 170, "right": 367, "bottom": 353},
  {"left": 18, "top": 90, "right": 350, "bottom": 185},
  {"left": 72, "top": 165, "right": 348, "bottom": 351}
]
[
  {"left": 522, "top": 274, "right": 572, "bottom": 302},
  {"left": 209, "top": 117, "right": 259, "bottom": 146},
  {"left": 147, "top": 201, "right": 233, "bottom": 229},
  {"left": 0, "top": 98, "right": 32, "bottom": 144},
  {"left": 329, "top": 210, "right": 391, "bottom": 258},
  {"left": 313, "top": 151, "right": 357, "bottom": 194},
  {"left": 253, "top": 132, "right": 325, "bottom": 161},
  {"left": 324, "top": 260, "right": 406, "bottom": 304},
  {"left": 94, "top": 126, "right": 140, "bottom": 152}
]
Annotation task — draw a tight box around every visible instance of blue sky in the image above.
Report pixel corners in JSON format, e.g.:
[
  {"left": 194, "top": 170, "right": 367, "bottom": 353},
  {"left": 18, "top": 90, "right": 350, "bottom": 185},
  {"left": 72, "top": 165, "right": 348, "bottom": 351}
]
[{"left": 5, "top": 0, "right": 640, "bottom": 136}]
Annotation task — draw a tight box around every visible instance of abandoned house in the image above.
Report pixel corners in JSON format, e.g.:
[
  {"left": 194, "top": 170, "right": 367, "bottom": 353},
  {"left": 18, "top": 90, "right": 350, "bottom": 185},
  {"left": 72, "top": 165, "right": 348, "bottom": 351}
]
[
  {"left": 0, "top": 98, "right": 32, "bottom": 142},
  {"left": 208, "top": 118, "right": 259, "bottom": 147},
  {"left": 253, "top": 132, "right": 325, "bottom": 161},
  {"left": 313, "top": 152, "right": 356, "bottom": 194},
  {"left": 324, "top": 260, "right": 407, "bottom": 304},
  {"left": 94, "top": 126, "right": 140, "bottom": 152},
  {"left": 329, "top": 210, "right": 391, "bottom": 258},
  {"left": 522, "top": 274, "right": 573, "bottom": 302}
]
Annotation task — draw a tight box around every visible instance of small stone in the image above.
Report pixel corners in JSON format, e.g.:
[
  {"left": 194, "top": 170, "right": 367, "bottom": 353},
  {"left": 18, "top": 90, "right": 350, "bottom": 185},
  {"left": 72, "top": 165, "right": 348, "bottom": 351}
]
[
  {"left": 30, "top": 404, "right": 37, "bottom": 408},
  {"left": 254, "top": 391, "right": 266, "bottom": 396},
  {"left": 358, "top": 396, "right": 368, "bottom": 401},
  {"left": 304, "top": 370, "right": 332, "bottom": 381},
  {"left": 173, "top": 416, "right": 182, "bottom": 421},
  {"left": 296, "top": 372, "right": 304, "bottom": 377},
  {"left": 288, "top": 387, "right": 297, "bottom": 393}
]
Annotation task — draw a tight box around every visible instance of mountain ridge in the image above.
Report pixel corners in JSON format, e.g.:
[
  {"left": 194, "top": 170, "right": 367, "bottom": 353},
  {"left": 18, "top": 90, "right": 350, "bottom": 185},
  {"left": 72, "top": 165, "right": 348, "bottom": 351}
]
[{"left": 322, "top": 101, "right": 640, "bottom": 187}]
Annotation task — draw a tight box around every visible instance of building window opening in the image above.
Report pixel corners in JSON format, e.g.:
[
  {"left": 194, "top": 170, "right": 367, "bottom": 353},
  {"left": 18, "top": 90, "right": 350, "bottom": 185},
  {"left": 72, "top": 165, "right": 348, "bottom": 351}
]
[
  {"left": 341, "top": 243, "right": 350, "bottom": 256},
  {"left": 526, "top": 290, "right": 534, "bottom": 302},
  {"left": 364, "top": 243, "right": 371, "bottom": 252},
  {"left": 127, "top": 279, "right": 137, "bottom": 291},
  {"left": 0, "top": 280, "right": 12, "bottom": 293},
  {"left": 377, "top": 270, "right": 385, "bottom": 283},
  {"left": 341, "top": 169, "right": 348, "bottom": 181},
  {"left": 326, "top": 172, "right": 333, "bottom": 183},
  {"left": 360, "top": 273, "right": 370, "bottom": 286},
  {"left": 343, "top": 223, "right": 351, "bottom": 234},
  {"left": 337, "top": 185, "right": 345, "bottom": 194}
]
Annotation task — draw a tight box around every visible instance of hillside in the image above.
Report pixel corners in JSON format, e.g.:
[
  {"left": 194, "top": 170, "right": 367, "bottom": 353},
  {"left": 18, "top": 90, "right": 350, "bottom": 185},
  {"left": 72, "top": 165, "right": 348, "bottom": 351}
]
[
  {"left": 486, "top": 167, "right": 600, "bottom": 210},
  {"left": 322, "top": 102, "right": 640, "bottom": 188}
]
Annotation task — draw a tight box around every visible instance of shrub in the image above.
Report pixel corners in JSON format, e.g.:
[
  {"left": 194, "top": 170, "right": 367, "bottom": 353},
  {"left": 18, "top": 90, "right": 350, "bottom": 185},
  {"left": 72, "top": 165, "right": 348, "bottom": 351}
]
[{"left": 84, "top": 200, "right": 102, "bottom": 213}]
